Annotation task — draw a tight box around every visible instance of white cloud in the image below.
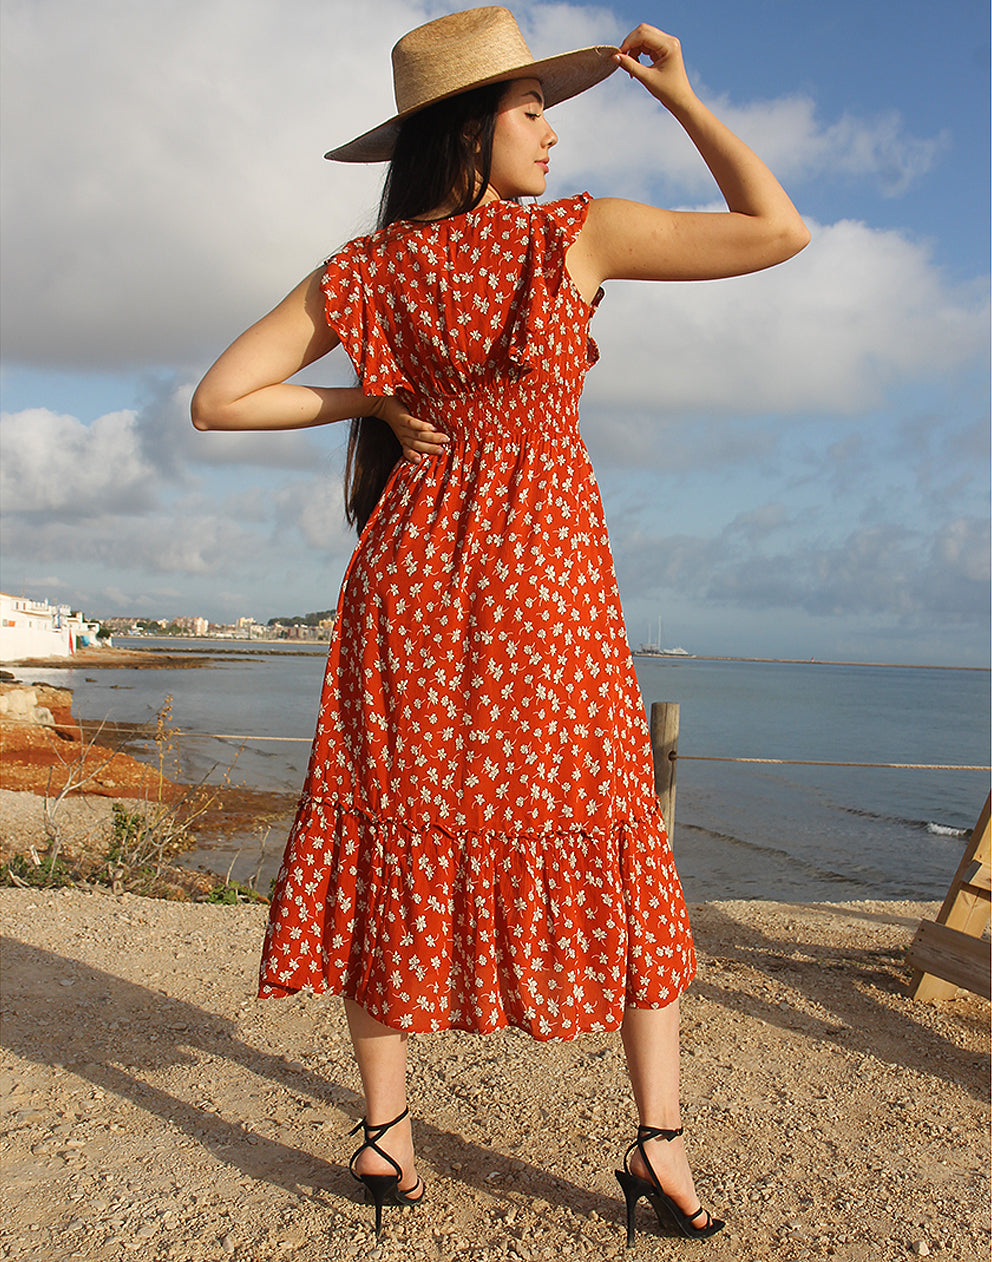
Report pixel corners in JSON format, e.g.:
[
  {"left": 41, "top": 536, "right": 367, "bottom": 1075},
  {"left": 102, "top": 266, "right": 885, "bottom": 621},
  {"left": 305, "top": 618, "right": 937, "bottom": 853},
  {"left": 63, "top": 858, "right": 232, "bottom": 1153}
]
[
  {"left": 696, "top": 97, "right": 948, "bottom": 198},
  {"left": 136, "top": 378, "right": 343, "bottom": 475},
  {"left": 99, "top": 586, "right": 134, "bottom": 608},
  {"left": 547, "top": 75, "right": 947, "bottom": 201},
  {"left": 274, "top": 477, "right": 352, "bottom": 554},
  {"left": 1, "top": 0, "right": 957, "bottom": 374},
  {"left": 809, "top": 109, "right": 948, "bottom": 196},
  {"left": 2, "top": 506, "right": 249, "bottom": 577},
  {"left": 930, "top": 517, "right": 991, "bottom": 587},
  {"left": 579, "top": 217, "right": 988, "bottom": 453},
  {"left": 1, "top": 396, "right": 355, "bottom": 587},
  {"left": 1, "top": 0, "right": 414, "bottom": 369},
  {"left": 612, "top": 512, "right": 990, "bottom": 624},
  {"left": 0, "top": 408, "right": 159, "bottom": 515},
  {"left": 1, "top": 0, "right": 986, "bottom": 659},
  {"left": 726, "top": 502, "right": 794, "bottom": 544}
]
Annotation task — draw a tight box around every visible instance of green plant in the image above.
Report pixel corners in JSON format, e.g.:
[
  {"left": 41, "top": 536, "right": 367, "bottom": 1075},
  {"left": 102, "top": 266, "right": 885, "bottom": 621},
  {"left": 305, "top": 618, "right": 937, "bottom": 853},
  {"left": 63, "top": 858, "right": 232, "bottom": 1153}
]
[
  {"left": 200, "top": 822, "right": 274, "bottom": 905},
  {"left": 108, "top": 802, "right": 151, "bottom": 860},
  {"left": 13, "top": 693, "right": 256, "bottom": 901},
  {"left": 204, "top": 880, "right": 267, "bottom": 905},
  {"left": 1, "top": 850, "right": 74, "bottom": 889},
  {"left": 39, "top": 695, "right": 241, "bottom": 898}
]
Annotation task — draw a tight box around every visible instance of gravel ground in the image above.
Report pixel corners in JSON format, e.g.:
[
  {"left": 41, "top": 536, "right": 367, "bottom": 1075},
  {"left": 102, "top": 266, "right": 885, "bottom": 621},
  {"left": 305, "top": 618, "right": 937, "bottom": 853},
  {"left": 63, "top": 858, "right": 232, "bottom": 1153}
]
[
  {"left": 0, "top": 887, "right": 988, "bottom": 1262},
  {"left": 0, "top": 789, "right": 147, "bottom": 857}
]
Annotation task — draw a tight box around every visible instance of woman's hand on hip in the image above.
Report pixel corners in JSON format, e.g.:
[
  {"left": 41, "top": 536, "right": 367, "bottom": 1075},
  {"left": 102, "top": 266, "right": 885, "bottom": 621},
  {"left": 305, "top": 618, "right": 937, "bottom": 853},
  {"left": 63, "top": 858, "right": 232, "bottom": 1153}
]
[
  {"left": 368, "top": 395, "right": 450, "bottom": 463},
  {"left": 614, "top": 24, "right": 695, "bottom": 111}
]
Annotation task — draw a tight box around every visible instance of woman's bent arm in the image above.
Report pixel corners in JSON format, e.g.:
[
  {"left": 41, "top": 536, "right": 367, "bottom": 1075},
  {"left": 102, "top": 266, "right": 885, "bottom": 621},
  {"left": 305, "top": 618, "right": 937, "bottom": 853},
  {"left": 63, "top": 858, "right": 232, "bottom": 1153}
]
[
  {"left": 568, "top": 25, "right": 810, "bottom": 295},
  {"left": 191, "top": 269, "right": 449, "bottom": 461},
  {"left": 191, "top": 269, "right": 351, "bottom": 431}
]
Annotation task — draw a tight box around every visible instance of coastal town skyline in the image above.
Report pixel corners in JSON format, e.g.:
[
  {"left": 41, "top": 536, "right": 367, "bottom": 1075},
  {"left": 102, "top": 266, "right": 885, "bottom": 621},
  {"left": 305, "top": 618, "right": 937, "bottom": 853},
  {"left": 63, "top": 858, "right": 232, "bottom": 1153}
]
[{"left": 2, "top": 0, "right": 989, "bottom": 667}]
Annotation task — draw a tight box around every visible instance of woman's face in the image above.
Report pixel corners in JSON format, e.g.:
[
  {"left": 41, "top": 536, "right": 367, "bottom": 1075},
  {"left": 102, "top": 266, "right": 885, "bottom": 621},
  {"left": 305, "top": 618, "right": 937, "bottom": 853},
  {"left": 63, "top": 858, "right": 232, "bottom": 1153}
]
[{"left": 487, "top": 78, "right": 558, "bottom": 200}]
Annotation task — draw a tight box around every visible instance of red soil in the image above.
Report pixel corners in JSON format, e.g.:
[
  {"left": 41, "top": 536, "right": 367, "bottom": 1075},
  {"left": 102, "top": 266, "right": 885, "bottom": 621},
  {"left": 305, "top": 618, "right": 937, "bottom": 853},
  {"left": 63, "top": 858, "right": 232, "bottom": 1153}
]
[{"left": 0, "top": 686, "right": 183, "bottom": 801}]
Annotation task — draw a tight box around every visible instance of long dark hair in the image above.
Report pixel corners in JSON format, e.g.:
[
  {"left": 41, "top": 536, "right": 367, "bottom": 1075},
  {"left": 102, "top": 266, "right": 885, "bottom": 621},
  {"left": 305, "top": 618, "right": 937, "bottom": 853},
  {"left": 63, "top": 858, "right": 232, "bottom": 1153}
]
[{"left": 343, "top": 82, "right": 506, "bottom": 533}]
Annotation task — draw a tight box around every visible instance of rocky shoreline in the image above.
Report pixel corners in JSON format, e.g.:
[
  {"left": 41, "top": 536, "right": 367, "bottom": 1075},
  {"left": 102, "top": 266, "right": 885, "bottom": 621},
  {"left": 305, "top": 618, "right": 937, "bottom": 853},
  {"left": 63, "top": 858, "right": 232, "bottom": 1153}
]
[
  {"left": 1, "top": 888, "right": 988, "bottom": 1262},
  {"left": 3, "top": 647, "right": 217, "bottom": 670}
]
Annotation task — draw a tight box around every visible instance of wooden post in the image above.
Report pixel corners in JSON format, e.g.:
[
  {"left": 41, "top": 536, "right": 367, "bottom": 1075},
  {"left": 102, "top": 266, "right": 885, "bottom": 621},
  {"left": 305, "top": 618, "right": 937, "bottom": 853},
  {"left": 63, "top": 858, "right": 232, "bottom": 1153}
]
[{"left": 650, "top": 701, "right": 679, "bottom": 845}]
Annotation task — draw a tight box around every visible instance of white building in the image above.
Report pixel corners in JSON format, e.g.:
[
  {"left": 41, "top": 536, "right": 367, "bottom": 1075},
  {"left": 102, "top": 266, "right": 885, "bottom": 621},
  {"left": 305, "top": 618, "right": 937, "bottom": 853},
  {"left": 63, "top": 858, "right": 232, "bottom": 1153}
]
[
  {"left": 0, "top": 593, "right": 103, "bottom": 660},
  {"left": 173, "top": 615, "right": 209, "bottom": 637}
]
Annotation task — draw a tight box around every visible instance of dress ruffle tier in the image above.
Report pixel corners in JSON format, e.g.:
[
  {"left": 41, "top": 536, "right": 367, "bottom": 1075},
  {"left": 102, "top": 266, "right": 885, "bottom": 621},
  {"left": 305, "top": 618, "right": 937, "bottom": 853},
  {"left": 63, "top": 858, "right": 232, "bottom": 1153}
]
[{"left": 261, "top": 795, "right": 691, "bottom": 1040}]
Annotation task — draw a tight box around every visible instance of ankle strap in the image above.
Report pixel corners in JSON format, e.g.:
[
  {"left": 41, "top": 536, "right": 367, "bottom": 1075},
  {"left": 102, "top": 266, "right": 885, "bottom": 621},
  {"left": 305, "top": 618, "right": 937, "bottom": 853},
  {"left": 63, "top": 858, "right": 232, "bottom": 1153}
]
[
  {"left": 347, "top": 1107, "right": 410, "bottom": 1182},
  {"left": 637, "top": 1124, "right": 683, "bottom": 1143},
  {"left": 623, "top": 1123, "right": 686, "bottom": 1180},
  {"left": 348, "top": 1107, "right": 410, "bottom": 1140}
]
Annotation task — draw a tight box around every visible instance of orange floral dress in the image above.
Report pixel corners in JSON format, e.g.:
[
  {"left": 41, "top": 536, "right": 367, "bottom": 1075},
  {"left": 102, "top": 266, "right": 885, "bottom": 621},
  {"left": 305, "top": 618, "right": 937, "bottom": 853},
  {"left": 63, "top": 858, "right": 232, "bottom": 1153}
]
[{"left": 258, "top": 193, "right": 696, "bottom": 1039}]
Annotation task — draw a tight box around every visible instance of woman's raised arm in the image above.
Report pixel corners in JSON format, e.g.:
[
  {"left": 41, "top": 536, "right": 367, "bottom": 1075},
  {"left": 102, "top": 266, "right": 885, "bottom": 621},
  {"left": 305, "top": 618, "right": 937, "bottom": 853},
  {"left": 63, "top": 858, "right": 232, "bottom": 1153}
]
[{"left": 567, "top": 25, "right": 810, "bottom": 297}]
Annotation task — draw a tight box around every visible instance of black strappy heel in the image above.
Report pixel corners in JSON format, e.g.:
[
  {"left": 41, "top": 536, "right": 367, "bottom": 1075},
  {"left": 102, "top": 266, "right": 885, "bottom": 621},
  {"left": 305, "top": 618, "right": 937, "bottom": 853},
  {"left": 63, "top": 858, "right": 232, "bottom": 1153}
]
[
  {"left": 615, "top": 1125, "right": 724, "bottom": 1247},
  {"left": 348, "top": 1108, "right": 425, "bottom": 1237}
]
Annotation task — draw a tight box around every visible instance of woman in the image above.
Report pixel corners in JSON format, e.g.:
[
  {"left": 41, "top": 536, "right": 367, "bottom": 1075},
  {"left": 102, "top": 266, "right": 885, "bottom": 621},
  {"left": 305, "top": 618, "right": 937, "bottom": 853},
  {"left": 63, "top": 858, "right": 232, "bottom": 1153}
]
[{"left": 192, "top": 7, "right": 808, "bottom": 1245}]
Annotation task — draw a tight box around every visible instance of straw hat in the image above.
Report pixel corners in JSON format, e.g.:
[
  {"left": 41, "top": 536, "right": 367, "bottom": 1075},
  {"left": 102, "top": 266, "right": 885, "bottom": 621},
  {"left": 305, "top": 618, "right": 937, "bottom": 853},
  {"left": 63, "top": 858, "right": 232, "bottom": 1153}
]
[{"left": 325, "top": 6, "right": 619, "bottom": 163}]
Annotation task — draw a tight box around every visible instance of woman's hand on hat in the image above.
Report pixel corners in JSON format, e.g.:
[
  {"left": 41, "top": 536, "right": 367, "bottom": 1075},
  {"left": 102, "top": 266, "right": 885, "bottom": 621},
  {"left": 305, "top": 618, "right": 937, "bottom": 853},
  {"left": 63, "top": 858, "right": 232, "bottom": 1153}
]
[
  {"left": 367, "top": 394, "right": 450, "bottom": 463},
  {"left": 615, "top": 25, "right": 694, "bottom": 111}
]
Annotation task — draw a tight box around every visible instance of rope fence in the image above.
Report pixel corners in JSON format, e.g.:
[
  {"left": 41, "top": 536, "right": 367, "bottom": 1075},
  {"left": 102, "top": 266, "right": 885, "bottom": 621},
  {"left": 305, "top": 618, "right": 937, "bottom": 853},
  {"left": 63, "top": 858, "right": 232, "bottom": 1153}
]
[
  {"left": 645, "top": 699, "right": 990, "bottom": 850},
  {"left": 174, "top": 729, "right": 990, "bottom": 771},
  {"left": 671, "top": 754, "right": 990, "bottom": 771},
  {"left": 3, "top": 716, "right": 984, "bottom": 772},
  {"left": 13, "top": 717, "right": 984, "bottom": 771}
]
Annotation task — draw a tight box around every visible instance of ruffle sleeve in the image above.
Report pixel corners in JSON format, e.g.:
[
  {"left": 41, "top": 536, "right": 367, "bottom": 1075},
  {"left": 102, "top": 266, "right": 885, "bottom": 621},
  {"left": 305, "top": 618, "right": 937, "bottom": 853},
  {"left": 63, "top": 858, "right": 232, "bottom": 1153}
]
[
  {"left": 321, "top": 241, "right": 414, "bottom": 395},
  {"left": 507, "top": 191, "right": 603, "bottom": 375}
]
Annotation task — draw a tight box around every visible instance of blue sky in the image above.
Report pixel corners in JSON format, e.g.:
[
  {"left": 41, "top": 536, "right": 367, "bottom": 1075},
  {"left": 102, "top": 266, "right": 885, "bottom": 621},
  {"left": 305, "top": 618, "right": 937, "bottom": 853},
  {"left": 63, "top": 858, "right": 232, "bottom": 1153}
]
[{"left": 1, "top": 0, "right": 989, "bottom": 664}]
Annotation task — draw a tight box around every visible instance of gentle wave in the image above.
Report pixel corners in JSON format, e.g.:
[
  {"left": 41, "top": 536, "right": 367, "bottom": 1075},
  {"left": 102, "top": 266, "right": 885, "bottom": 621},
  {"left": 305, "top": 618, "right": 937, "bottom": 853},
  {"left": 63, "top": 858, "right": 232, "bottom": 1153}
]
[
  {"left": 678, "top": 822, "right": 868, "bottom": 890},
  {"left": 839, "top": 802, "right": 970, "bottom": 838},
  {"left": 926, "top": 821, "right": 970, "bottom": 838}
]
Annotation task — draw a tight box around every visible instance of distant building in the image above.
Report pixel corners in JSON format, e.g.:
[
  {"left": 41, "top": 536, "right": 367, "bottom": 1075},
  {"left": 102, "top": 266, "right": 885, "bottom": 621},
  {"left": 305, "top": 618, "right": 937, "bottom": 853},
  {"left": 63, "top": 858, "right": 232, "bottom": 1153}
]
[
  {"left": 172, "top": 615, "right": 209, "bottom": 637},
  {"left": 100, "top": 616, "right": 141, "bottom": 635},
  {"left": 286, "top": 623, "right": 332, "bottom": 641},
  {"left": 0, "top": 593, "right": 103, "bottom": 660}
]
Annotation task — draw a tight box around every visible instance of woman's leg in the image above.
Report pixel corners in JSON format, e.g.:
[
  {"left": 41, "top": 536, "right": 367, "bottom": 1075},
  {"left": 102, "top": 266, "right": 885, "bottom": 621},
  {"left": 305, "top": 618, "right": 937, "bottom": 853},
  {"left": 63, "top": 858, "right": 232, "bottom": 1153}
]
[
  {"left": 344, "top": 998, "right": 420, "bottom": 1192},
  {"left": 620, "top": 1000, "right": 705, "bottom": 1215}
]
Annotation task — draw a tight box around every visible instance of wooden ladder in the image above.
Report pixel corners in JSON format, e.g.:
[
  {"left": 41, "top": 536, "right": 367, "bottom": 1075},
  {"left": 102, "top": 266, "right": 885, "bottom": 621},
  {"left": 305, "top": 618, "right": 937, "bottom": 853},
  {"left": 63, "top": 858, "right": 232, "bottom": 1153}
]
[{"left": 907, "top": 792, "right": 991, "bottom": 1002}]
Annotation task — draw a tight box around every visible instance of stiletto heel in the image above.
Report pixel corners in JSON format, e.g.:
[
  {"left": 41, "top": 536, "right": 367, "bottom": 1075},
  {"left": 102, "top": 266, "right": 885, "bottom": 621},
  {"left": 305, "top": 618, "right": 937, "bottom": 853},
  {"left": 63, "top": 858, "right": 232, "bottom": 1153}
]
[
  {"left": 614, "top": 1125, "right": 723, "bottom": 1247},
  {"left": 616, "top": 1168, "right": 641, "bottom": 1248},
  {"left": 348, "top": 1107, "right": 425, "bottom": 1237}
]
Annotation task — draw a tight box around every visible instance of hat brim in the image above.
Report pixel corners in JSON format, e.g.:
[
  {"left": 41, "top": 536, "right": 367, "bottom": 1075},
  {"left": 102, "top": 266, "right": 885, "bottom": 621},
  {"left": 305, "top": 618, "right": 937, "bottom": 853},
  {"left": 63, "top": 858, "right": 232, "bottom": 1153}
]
[{"left": 325, "top": 44, "right": 620, "bottom": 163}]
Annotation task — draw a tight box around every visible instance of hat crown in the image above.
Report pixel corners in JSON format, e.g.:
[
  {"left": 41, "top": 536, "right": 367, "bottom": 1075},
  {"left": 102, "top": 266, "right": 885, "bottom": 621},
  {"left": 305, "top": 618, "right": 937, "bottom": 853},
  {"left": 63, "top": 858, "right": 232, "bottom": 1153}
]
[
  {"left": 391, "top": 6, "right": 535, "bottom": 114},
  {"left": 325, "top": 6, "right": 618, "bottom": 162}
]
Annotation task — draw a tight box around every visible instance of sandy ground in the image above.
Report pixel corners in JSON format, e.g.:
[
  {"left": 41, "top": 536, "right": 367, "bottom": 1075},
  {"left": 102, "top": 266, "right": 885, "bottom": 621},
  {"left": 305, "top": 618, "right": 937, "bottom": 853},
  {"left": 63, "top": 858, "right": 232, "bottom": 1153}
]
[{"left": 1, "top": 888, "right": 988, "bottom": 1262}]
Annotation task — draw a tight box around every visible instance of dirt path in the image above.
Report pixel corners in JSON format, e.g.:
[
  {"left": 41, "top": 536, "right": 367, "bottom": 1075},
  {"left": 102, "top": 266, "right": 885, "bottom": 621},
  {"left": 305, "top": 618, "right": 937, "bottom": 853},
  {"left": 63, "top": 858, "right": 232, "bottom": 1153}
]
[{"left": 0, "top": 889, "right": 988, "bottom": 1262}]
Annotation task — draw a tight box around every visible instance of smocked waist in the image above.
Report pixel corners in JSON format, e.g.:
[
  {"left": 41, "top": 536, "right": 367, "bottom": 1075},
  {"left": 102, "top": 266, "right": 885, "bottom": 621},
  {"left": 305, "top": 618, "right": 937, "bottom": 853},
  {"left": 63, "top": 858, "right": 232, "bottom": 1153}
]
[{"left": 412, "top": 377, "right": 582, "bottom": 445}]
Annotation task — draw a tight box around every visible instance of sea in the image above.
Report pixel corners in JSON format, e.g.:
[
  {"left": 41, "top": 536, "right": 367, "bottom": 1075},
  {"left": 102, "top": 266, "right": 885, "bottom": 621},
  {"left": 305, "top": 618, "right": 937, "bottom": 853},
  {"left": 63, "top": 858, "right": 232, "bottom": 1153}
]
[{"left": 15, "top": 638, "right": 990, "bottom": 905}]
